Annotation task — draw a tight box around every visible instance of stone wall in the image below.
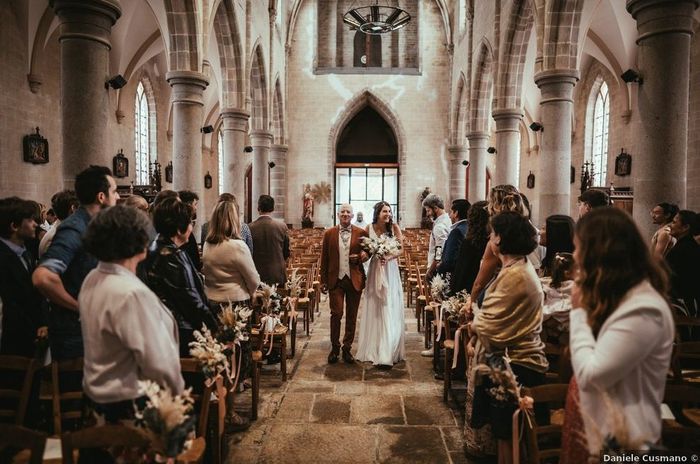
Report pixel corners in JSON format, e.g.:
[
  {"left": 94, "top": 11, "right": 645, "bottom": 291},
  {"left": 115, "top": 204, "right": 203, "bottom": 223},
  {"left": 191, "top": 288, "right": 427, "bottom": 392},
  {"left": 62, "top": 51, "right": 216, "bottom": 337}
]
[
  {"left": 0, "top": 3, "right": 63, "bottom": 204},
  {"left": 688, "top": 21, "right": 700, "bottom": 211},
  {"left": 286, "top": 0, "right": 451, "bottom": 228}
]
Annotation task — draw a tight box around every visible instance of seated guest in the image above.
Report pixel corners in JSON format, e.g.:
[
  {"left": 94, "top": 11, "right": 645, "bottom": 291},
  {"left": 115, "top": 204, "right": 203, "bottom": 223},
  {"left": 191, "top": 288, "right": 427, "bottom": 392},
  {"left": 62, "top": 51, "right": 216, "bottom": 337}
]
[
  {"left": 202, "top": 200, "right": 260, "bottom": 306},
  {"left": 178, "top": 190, "right": 202, "bottom": 271},
  {"left": 666, "top": 209, "right": 700, "bottom": 314},
  {"left": 450, "top": 200, "right": 489, "bottom": 296},
  {"left": 469, "top": 211, "right": 548, "bottom": 462},
  {"left": 0, "top": 197, "right": 48, "bottom": 356},
  {"left": 540, "top": 214, "right": 575, "bottom": 276},
  {"left": 569, "top": 208, "right": 673, "bottom": 456},
  {"left": 650, "top": 202, "right": 679, "bottom": 258},
  {"left": 201, "top": 193, "right": 253, "bottom": 253},
  {"left": 141, "top": 198, "right": 217, "bottom": 357},
  {"left": 436, "top": 199, "right": 470, "bottom": 279},
  {"left": 38, "top": 190, "right": 79, "bottom": 258},
  {"left": 80, "top": 205, "right": 184, "bottom": 419},
  {"left": 577, "top": 188, "right": 609, "bottom": 218},
  {"left": 123, "top": 194, "right": 149, "bottom": 212}
]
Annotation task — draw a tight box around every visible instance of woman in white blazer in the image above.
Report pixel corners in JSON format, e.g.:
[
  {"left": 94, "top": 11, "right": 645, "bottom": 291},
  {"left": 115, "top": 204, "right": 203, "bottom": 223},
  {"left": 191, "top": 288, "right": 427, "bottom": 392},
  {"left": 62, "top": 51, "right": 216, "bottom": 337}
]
[{"left": 569, "top": 207, "right": 674, "bottom": 456}]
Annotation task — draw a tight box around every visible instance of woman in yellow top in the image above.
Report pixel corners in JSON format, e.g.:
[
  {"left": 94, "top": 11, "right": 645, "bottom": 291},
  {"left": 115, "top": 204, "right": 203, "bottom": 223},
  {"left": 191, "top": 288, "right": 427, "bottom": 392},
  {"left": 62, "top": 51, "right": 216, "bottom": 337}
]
[{"left": 470, "top": 211, "right": 548, "bottom": 464}]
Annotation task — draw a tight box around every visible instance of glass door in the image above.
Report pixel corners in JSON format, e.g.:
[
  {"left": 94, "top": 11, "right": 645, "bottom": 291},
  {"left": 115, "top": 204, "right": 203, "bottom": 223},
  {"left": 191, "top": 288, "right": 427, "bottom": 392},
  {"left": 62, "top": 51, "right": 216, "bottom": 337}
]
[{"left": 334, "top": 166, "right": 399, "bottom": 224}]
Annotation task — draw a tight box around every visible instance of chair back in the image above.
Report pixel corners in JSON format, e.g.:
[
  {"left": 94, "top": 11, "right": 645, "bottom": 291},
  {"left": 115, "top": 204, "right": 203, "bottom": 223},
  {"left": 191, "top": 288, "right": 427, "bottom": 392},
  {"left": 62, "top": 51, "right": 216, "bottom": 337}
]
[
  {"left": 180, "top": 358, "right": 214, "bottom": 438},
  {"left": 51, "top": 358, "right": 85, "bottom": 435},
  {"left": 0, "top": 423, "right": 47, "bottom": 464},
  {"left": 0, "top": 355, "right": 38, "bottom": 425},
  {"left": 60, "top": 424, "right": 150, "bottom": 464},
  {"left": 523, "top": 383, "right": 569, "bottom": 463}
]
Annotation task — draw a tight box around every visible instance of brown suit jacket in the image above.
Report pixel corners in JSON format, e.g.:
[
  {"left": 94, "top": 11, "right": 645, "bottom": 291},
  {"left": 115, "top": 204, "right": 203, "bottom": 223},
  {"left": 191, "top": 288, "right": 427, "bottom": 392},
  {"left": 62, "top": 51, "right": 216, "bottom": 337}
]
[
  {"left": 249, "top": 215, "right": 290, "bottom": 287},
  {"left": 320, "top": 225, "right": 368, "bottom": 292}
]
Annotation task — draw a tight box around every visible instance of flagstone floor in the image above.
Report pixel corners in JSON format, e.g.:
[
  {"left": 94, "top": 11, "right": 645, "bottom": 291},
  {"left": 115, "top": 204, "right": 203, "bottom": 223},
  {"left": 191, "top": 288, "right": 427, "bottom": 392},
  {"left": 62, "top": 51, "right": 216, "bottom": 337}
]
[{"left": 225, "top": 296, "right": 473, "bottom": 464}]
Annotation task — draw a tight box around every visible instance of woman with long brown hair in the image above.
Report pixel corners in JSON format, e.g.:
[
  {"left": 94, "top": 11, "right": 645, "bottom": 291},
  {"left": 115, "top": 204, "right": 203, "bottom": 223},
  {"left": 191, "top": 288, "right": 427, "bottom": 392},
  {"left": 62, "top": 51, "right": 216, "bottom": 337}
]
[{"left": 569, "top": 208, "right": 674, "bottom": 456}]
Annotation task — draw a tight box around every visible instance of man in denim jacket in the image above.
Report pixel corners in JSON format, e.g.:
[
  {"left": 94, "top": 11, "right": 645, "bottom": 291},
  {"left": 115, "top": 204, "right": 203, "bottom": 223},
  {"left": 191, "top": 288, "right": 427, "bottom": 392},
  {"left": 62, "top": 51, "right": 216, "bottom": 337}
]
[{"left": 33, "top": 166, "right": 120, "bottom": 360}]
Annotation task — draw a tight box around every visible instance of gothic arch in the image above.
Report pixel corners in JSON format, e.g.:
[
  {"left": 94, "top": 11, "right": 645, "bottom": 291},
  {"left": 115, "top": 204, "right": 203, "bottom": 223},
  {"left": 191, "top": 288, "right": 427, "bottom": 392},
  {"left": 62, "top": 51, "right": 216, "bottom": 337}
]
[
  {"left": 164, "top": 0, "right": 200, "bottom": 71},
  {"left": 327, "top": 89, "right": 408, "bottom": 222},
  {"left": 248, "top": 43, "right": 268, "bottom": 131},
  {"left": 272, "top": 77, "right": 285, "bottom": 145},
  {"left": 469, "top": 40, "right": 494, "bottom": 134},
  {"left": 538, "top": 0, "right": 584, "bottom": 73},
  {"left": 452, "top": 73, "right": 468, "bottom": 144},
  {"left": 495, "top": 0, "right": 534, "bottom": 111},
  {"left": 213, "top": 0, "right": 244, "bottom": 109}
]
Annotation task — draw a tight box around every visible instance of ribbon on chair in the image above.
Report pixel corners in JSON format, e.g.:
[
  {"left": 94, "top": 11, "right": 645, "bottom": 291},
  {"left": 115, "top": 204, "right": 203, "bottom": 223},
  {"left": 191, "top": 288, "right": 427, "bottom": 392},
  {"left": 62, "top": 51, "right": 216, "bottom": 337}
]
[
  {"left": 435, "top": 302, "right": 445, "bottom": 342},
  {"left": 287, "top": 297, "right": 298, "bottom": 325},
  {"left": 511, "top": 395, "right": 534, "bottom": 464},
  {"left": 451, "top": 326, "right": 463, "bottom": 370},
  {"left": 260, "top": 315, "right": 282, "bottom": 356}
]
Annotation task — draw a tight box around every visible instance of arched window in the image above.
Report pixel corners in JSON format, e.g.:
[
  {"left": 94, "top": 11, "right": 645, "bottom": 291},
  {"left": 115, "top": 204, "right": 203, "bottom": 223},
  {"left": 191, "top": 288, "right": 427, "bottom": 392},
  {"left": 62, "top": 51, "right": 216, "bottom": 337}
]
[
  {"left": 134, "top": 82, "right": 150, "bottom": 185},
  {"left": 591, "top": 80, "right": 609, "bottom": 187},
  {"left": 218, "top": 130, "right": 224, "bottom": 194}
]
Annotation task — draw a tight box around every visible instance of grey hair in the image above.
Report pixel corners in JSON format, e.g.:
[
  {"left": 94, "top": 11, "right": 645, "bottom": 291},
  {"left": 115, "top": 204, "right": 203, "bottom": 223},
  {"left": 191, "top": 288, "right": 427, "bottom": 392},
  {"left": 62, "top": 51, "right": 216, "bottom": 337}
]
[{"left": 422, "top": 193, "right": 444, "bottom": 210}]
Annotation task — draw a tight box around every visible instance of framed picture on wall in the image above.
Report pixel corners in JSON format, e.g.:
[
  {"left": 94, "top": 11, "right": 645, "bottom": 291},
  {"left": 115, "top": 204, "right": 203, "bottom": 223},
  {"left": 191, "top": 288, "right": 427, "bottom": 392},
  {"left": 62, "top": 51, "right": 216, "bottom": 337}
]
[
  {"left": 23, "top": 127, "right": 49, "bottom": 164},
  {"left": 615, "top": 149, "right": 631, "bottom": 176},
  {"left": 113, "top": 149, "right": 128, "bottom": 178},
  {"left": 165, "top": 161, "right": 173, "bottom": 183}
]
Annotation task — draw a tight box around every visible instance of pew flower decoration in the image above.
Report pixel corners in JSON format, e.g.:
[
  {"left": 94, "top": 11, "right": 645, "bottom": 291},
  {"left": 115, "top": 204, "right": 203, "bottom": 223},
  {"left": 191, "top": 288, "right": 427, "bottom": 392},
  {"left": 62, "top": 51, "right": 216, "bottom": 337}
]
[
  {"left": 188, "top": 326, "right": 229, "bottom": 381},
  {"left": 135, "top": 380, "right": 196, "bottom": 459},
  {"left": 441, "top": 290, "right": 470, "bottom": 319},
  {"left": 360, "top": 234, "right": 402, "bottom": 261},
  {"left": 217, "top": 302, "right": 253, "bottom": 346},
  {"left": 285, "top": 268, "right": 304, "bottom": 298},
  {"left": 258, "top": 282, "right": 285, "bottom": 354},
  {"left": 430, "top": 274, "right": 450, "bottom": 303}
]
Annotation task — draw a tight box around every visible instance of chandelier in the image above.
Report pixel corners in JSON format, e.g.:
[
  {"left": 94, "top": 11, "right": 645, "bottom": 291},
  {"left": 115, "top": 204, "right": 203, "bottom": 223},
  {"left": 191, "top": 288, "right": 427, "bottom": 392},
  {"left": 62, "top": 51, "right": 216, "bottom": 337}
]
[{"left": 342, "top": 1, "right": 411, "bottom": 35}]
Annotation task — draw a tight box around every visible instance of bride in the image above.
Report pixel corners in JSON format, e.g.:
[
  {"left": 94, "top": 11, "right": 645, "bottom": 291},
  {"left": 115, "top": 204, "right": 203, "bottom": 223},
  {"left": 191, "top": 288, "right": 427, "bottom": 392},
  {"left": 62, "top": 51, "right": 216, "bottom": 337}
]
[{"left": 355, "top": 201, "right": 406, "bottom": 367}]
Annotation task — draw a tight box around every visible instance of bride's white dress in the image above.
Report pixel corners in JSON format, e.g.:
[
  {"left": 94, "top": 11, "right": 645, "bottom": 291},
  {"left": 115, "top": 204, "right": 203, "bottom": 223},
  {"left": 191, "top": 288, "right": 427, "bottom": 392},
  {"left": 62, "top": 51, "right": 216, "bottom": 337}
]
[{"left": 355, "top": 227, "right": 405, "bottom": 365}]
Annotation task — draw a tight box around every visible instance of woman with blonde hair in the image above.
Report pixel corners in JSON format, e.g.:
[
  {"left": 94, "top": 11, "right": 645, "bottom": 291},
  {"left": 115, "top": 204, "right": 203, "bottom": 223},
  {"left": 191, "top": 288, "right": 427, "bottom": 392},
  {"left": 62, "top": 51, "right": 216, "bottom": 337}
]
[{"left": 202, "top": 200, "right": 260, "bottom": 307}]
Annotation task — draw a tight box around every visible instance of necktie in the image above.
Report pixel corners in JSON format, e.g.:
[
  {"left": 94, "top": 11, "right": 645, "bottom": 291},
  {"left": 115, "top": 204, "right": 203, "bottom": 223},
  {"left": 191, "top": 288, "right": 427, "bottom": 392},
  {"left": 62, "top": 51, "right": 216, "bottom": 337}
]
[
  {"left": 21, "top": 249, "right": 35, "bottom": 272},
  {"left": 340, "top": 227, "right": 351, "bottom": 247}
]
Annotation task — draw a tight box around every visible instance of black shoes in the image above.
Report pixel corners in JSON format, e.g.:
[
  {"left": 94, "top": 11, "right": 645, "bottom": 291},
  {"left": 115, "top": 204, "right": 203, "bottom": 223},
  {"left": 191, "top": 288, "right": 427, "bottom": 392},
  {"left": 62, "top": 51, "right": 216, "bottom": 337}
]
[
  {"left": 342, "top": 350, "right": 355, "bottom": 364},
  {"left": 328, "top": 351, "right": 339, "bottom": 364}
]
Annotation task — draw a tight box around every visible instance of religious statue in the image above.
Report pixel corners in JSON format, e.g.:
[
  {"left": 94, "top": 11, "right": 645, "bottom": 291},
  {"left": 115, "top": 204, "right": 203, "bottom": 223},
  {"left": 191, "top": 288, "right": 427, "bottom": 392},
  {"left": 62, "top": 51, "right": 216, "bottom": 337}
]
[{"left": 302, "top": 184, "right": 315, "bottom": 228}]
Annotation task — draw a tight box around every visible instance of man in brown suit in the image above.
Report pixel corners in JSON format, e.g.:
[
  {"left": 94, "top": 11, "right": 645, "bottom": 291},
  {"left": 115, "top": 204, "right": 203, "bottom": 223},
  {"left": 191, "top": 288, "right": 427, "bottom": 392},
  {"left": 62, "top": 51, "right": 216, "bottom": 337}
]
[
  {"left": 320, "top": 204, "right": 369, "bottom": 364},
  {"left": 249, "top": 195, "right": 290, "bottom": 287}
]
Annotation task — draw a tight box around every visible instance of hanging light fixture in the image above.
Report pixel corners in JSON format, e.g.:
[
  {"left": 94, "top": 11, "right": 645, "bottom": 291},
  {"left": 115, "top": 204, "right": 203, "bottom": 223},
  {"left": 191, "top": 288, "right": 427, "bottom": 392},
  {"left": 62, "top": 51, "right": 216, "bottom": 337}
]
[{"left": 343, "top": 0, "right": 411, "bottom": 35}]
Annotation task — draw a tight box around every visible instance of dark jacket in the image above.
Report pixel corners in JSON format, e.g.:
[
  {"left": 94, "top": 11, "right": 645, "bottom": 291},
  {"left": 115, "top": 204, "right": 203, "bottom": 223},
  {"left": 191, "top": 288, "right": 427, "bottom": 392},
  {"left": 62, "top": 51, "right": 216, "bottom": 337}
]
[
  {"left": 182, "top": 233, "right": 202, "bottom": 272},
  {"left": 140, "top": 238, "right": 218, "bottom": 352},
  {"left": 0, "top": 241, "right": 48, "bottom": 356},
  {"left": 665, "top": 234, "right": 700, "bottom": 312},
  {"left": 436, "top": 220, "right": 468, "bottom": 277},
  {"left": 450, "top": 236, "right": 488, "bottom": 296},
  {"left": 249, "top": 215, "right": 290, "bottom": 287}
]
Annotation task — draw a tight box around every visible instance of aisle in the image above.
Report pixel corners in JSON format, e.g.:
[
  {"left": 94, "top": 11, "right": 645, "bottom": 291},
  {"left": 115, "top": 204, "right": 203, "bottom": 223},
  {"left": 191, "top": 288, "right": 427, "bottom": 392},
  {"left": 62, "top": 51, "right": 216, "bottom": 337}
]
[{"left": 225, "top": 296, "right": 469, "bottom": 464}]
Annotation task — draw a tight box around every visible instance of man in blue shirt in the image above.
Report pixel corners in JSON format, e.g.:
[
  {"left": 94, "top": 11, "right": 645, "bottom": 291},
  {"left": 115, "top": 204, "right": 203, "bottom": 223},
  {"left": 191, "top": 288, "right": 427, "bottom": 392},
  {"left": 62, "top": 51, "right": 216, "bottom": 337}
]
[{"left": 33, "top": 166, "right": 120, "bottom": 360}]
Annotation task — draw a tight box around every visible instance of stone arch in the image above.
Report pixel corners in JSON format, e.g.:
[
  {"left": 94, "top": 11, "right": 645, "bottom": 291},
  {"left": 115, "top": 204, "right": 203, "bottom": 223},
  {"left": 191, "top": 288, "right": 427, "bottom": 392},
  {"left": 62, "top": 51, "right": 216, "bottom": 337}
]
[
  {"left": 539, "top": 0, "right": 584, "bottom": 73},
  {"left": 272, "top": 77, "right": 285, "bottom": 145},
  {"left": 248, "top": 43, "right": 268, "bottom": 132},
  {"left": 327, "top": 89, "right": 408, "bottom": 222},
  {"left": 469, "top": 40, "right": 494, "bottom": 134},
  {"left": 495, "top": 0, "right": 534, "bottom": 110},
  {"left": 164, "top": 0, "right": 200, "bottom": 71},
  {"left": 213, "top": 0, "right": 244, "bottom": 109},
  {"left": 452, "top": 73, "right": 468, "bottom": 144}
]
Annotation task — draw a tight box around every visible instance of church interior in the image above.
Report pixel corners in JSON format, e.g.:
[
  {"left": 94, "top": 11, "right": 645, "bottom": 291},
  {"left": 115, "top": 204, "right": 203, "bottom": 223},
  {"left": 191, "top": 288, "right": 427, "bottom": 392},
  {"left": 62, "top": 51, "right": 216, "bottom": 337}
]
[{"left": 1, "top": 0, "right": 700, "bottom": 462}]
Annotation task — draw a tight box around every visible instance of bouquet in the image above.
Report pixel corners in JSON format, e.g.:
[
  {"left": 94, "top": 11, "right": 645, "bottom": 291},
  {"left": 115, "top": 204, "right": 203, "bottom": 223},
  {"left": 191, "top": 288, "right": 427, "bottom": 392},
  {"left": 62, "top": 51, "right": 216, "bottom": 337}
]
[
  {"left": 441, "top": 289, "right": 470, "bottom": 320},
  {"left": 188, "top": 326, "right": 229, "bottom": 382},
  {"left": 360, "top": 234, "right": 402, "bottom": 261},
  {"left": 217, "top": 302, "right": 253, "bottom": 347},
  {"left": 430, "top": 274, "right": 450, "bottom": 303},
  {"left": 134, "top": 380, "right": 196, "bottom": 459},
  {"left": 285, "top": 268, "right": 304, "bottom": 299}
]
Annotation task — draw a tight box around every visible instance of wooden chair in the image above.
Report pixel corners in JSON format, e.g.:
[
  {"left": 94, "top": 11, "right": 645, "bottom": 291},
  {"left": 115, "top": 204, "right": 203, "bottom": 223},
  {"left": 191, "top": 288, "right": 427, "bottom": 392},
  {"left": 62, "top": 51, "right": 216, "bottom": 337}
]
[
  {"left": 0, "top": 355, "right": 37, "bottom": 426},
  {"left": 543, "top": 343, "right": 572, "bottom": 384},
  {"left": 180, "top": 359, "right": 217, "bottom": 462},
  {"left": 672, "top": 315, "right": 700, "bottom": 384},
  {"left": 663, "top": 383, "right": 700, "bottom": 428},
  {"left": 414, "top": 264, "right": 428, "bottom": 333},
  {"left": 443, "top": 320, "right": 469, "bottom": 403},
  {"left": 0, "top": 423, "right": 47, "bottom": 464},
  {"left": 523, "top": 384, "right": 569, "bottom": 463},
  {"left": 250, "top": 303, "right": 289, "bottom": 382},
  {"left": 51, "top": 358, "right": 85, "bottom": 435}
]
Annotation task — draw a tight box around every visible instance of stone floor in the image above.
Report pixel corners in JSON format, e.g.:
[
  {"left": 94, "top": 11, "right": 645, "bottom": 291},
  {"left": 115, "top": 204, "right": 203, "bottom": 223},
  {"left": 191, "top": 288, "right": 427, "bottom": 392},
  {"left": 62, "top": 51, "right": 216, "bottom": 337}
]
[{"left": 225, "top": 296, "right": 472, "bottom": 464}]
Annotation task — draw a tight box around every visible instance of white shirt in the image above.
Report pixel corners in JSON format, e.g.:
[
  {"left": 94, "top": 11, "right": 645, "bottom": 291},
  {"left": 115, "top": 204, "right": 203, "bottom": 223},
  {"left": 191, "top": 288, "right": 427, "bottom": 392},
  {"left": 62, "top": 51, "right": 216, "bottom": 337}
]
[
  {"left": 570, "top": 280, "right": 674, "bottom": 453},
  {"left": 428, "top": 212, "right": 451, "bottom": 268},
  {"left": 79, "top": 262, "right": 184, "bottom": 403},
  {"left": 38, "top": 220, "right": 59, "bottom": 258},
  {"left": 338, "top": 226, "right": 352, "bottom": 280}
]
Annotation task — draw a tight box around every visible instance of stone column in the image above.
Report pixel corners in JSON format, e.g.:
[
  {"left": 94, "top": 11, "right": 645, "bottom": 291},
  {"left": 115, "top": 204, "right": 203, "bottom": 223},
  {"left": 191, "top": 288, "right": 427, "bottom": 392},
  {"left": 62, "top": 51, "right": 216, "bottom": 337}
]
[
  {"left": 534, "top": 69, "right": 579, "bottom": 221},
  {"left": 220, "top": 108, "right": 250, "bottom": 206},
  {"left": 250, "top": 130, "right": 273, "bottom": 217},
  {"left": 269, "top": 144, "right": 288, "bottom": 221},
  {"left": 447, "top": 145, "right": 468, "bottom": 202},
  {"left": 166, "top": 71, "right": 209, "bottom": 200},
  {"left": 466, "top": 132, "right": 489, "bottom": 201},
  {"left": 492, "top": 108, "right": 523, "bottom": 187},
  {"left": 52, "top": 0, "right": 122, "bottom": 183},
  {"left": 627, "top": 0, "right": 699, "bottom": 238}
]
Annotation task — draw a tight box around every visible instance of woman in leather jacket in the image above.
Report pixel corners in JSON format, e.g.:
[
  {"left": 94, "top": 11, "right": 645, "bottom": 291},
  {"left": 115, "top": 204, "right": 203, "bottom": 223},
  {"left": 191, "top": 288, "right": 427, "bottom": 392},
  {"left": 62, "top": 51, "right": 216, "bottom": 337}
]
[{"left": 141, "top": 197, "right": 218, "bottom": 357}]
